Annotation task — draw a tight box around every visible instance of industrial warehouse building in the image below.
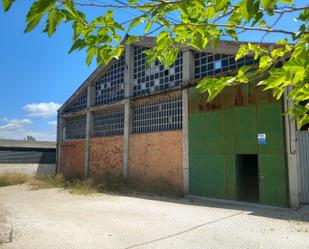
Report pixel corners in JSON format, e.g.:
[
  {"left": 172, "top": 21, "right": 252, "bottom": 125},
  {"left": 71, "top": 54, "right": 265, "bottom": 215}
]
[{"left": 57, "top": 37, "right": 308, "bottom": 208}]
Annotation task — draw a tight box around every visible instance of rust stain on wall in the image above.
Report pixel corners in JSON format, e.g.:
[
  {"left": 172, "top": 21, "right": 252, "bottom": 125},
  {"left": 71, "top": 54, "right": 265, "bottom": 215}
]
[
  {"left": 128, "top": 131, "right": 183, "bottom": 192},
  {"left": 89, "top": 136, "right": 123, "bottom": 178},
  {"left": 189, "top": 83, "right": 277, "bottom": 114},
  {"left": 60, "top": 140, "right": 85, "bottom": 178}
]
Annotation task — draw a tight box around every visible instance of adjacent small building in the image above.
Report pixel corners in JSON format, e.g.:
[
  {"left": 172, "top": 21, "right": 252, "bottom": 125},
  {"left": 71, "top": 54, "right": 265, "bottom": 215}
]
[
  {"left": 0, "top": 139, "right": 56, "bottom": 176},
  {"left": 57, "top": 37, "right": 307, "bottom": 208}
]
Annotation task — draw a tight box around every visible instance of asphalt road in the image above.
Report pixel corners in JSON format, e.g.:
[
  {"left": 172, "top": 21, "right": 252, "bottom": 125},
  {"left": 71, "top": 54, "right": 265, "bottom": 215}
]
[{"left": 0, "top": 185, "right": 309, "bottom": 249}]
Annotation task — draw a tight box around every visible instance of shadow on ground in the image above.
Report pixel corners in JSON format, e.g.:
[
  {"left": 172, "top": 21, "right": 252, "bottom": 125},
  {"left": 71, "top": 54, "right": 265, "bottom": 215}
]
[{"left": 123, "top": 192, "right": 309, "bottom": 223}]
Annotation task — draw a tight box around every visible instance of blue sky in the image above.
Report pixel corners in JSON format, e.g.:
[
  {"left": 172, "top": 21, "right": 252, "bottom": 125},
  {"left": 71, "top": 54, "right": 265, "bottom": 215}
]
[{"left": 0, "top": 0, "right": 303, "bottom": 141}]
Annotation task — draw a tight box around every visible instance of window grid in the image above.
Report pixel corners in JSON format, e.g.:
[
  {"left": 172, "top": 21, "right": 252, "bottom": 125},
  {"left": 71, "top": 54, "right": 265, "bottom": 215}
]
[
  {"left": 134, "top": 47, "right": 183, "bottom": 97},
  {"left": 133, "top": 94, "right": 182, "bottom": 133},
  {"left": 64, "top": 90, "right": 88, "bottom": 113},
  {"left": 95, "top": 56, "right": 125, "bottom": 106},
  {"left": 194, "top": 52, "right": 256, "bottom": 79},
  {"left": 65, "top": 116, "right": 86, "bottom": 139},
  {"left": 92, "top": 106, "right": 124, "bottom": 137}
]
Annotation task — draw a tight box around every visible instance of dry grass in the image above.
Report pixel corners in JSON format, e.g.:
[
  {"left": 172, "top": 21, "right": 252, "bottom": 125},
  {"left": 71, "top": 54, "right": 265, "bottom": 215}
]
[
  {"left": 0, "top": 173, "right": 29, "bottom": 187},
  {"left": 0, "top": 172, "right": 182, "bottom": 197},
  {"left": 30, "top": 175, "right": 128, "bottom": 195},
  {"left": 30, "top": 175, "right": 64, "bottom": 190}
]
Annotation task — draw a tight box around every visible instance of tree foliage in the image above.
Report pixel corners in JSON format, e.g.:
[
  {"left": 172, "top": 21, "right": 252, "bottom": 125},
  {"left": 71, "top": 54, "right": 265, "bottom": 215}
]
[{"left": 2, "top": 0, "right": 309, "bottom": 127}]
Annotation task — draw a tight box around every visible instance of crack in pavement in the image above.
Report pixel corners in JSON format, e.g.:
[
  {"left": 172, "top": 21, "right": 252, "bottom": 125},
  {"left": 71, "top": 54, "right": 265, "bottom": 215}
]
[{"left": 125, "top": 211, "right": 244, "bottom": 249}]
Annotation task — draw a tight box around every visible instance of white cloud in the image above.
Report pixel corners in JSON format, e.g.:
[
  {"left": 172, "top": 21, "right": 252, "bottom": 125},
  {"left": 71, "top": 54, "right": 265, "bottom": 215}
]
[
  {"left": 0, "top": 128, "right": 56, "bottom": 141},
  {"left": 23, "top": 102, "right": 61, "bottom": 118},
  {"left": 0, "top": 117, "right": 55, "bottom": 141},
  {"left": 47, "top": 120, "right": 57, "bottom": 126},
  {"left": 0, "top": 118, "right": 32, "bottom": 129}
]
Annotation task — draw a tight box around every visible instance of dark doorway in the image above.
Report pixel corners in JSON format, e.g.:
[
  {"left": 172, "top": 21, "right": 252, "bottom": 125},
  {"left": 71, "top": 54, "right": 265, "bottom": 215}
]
[{"left": 236, "top": 154, "right": 259, "bottom": 203}]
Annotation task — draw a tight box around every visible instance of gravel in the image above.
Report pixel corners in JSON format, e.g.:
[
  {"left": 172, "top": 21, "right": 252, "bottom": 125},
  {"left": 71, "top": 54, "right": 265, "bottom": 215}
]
[{"left": 0, "top": 184, "right": 309, "bottom": 249}]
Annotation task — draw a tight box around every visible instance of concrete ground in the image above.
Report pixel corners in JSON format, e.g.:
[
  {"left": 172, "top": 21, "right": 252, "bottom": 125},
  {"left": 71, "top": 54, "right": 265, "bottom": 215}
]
[{"left": 0, "top": 185, "right": 309, "bottom": 249}]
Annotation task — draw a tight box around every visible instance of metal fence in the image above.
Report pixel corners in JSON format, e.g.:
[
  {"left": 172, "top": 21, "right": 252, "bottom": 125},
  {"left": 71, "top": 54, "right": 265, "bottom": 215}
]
[
  {"left": 298, "top": 130, "right": 309, "bottom": 204},
  {"left": 133, "top": 93, "right": 182, "bottom": 133}
]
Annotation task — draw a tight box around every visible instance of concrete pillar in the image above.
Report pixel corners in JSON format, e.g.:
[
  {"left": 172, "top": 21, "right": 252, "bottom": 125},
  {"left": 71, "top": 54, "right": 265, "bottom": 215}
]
[
  {"left": 83, "top": 85, "right": 95, "bottom": 178},
  {"left": 56, "top": 112, "right": 63, "bottom": 175},
  {"left": 123, "top": 45, "right": 134, "bottom": 178},
  {"left": 182, "top": 50, "right": 195, "bottom": 194},
  {"left": 284, "top": 89, "right": 300, "bottom": 208}
]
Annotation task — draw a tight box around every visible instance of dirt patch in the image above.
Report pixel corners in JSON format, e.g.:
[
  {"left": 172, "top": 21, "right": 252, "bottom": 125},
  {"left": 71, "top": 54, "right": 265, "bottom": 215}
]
[{"left": 0, "top": 207, "right": 12, "bottom": 244}]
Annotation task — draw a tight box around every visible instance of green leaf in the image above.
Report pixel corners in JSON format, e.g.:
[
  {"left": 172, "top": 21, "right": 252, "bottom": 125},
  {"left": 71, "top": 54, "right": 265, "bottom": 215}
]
[
  {"left": 164, "top": 48, "right": 179, "bottom": 67},
  {"left": 259, "top": 55, "right": 272, "bottom": 71},
  {"left": 2, "top": 0, "right": 15, "bottom": 11},
  {"left": 214, "top": 0, "right": 228, "bottom": 11},
  {"left": 191, "top": 32, "right": 204, "bottom": 50},
  {"left": 260, "top": 0, "right": 277, "bottom": 9},
  {"left": 283, "top": 58, "right": 306, "bottom": 73},
  {"left": 157, "top": 31, "right": 169, "bottom": 50},
  {"left": 25, "top": 0, "right": 56, "bottom": 32},
  {"left": 126, "top": 36, "right": 140, "bottom": 44},
  {"left": 128, "top": 0, "right": 138, "bottom": 5},
  {"left": 45, "top": 9, "right": 62, "bottom": 37},
  {"left": 68, "top": 39, "right": 86, "bottom": 54},
  {"left": 235, "top": 45, "right": 248, "bottom": 61},
  {"left": 240, "top": 0, "right": 255, "bottom": 22},
  {"left": 278, "top": 0, "right": 293, "bottom": 4},
  {"left": 86, "top": 46, "right": 97, "bottom": 66},
  {"left": 24, "top": 18, "right": 42, "bottom": 33},
  {"left": 144, "top": 21, "right": 152, "bottom": 33},
  {"left": 128, "top": 18, "right": 141, "bottom": 31}
]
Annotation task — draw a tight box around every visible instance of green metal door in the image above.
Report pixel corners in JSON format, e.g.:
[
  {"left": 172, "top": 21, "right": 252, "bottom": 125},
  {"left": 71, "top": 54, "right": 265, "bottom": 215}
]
[
  {"left": 259, "top": 154, "right": 287, "bottom": 206},
  {"left": 188, "top": 86, "right": 288, "bottom": 207},
  {"left": 257, "top": 103, "right": 287, "bottom": 207}
]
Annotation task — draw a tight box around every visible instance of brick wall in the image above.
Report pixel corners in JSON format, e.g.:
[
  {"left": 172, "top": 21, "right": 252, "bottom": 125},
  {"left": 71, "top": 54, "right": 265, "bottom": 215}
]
[
  {"left": 89, "top": 136, "right": 123, "bottom": 178},
  {"left": 60, "top": 140, "right": 85, "bottom": 178},
  {"left": 128, "top": 131, "right": 183, "bottom": 192}
]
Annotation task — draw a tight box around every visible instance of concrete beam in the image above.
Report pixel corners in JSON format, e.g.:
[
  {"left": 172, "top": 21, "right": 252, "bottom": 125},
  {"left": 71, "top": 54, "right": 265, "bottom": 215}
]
[
  {"left": 182, "top": 50, "right": 195, "bottom": 194},
  {"left": 83, "top": 85, "right": 94, "bottom": 178},
  {"left": 56, "top": 113, "right": 62, "bottom": 174},
  {"left": 123, "top": 44, "right": 134, "bottom": 178},
  {"left": 283, "top": 89, "right": 300, "bottom": 208}
]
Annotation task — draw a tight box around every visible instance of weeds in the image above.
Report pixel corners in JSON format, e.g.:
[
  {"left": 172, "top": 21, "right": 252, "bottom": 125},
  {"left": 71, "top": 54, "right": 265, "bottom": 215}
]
[
  {"left": 30, "top": 175, "right": 64, "bottom": 190},
  {"left": 0, "top": 173, "right": 29, "bottom": 187},
  {"left": 0, "top": 172, "right": 183, "bottom": 197},
  {"left": 30, "top": 175, "right": 128, "bottom": 195}
]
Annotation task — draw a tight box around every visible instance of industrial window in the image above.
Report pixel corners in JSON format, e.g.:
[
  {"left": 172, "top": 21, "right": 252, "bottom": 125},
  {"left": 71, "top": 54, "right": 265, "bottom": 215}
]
[
  {"left": 95, "top": 56, "right": 125, "bottom": 106},
  {"left": 92, "top": 106, "right": 124, "bottom": 137},
  {"left": 65, "top": 116, "right": 86, "bottom": 139},
  {"left": 133, "top": 47, "right": 183, "bottom": 97},
  {"left": 63, "top": 90, "right": 88, "bottom": 113},
  {"left": 194, "top": 52, "right": 256, "bottom": 79},
  {"left": 133, "top": 94, "right": 182, "bottom": 133}
]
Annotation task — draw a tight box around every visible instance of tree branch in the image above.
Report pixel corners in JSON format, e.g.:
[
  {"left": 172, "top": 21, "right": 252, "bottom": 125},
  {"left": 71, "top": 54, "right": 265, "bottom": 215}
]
[{"left": 175, "top": 22, "right": 299, "bottom": 35}]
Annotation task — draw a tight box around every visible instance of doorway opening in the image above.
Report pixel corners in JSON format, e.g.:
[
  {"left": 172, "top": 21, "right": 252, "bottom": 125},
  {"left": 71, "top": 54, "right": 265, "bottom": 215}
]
[{"left": 236, "top": 154, "right": 259, "bottom": 203}]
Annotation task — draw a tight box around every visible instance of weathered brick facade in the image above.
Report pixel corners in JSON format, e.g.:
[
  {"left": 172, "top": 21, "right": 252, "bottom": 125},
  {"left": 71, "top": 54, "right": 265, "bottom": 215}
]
[
  {"left": 60, "top": 140, "right": 85, "bottom": 178},
  {"left": 89, "top": 136, "right": 123, "bottom": 178},
  {"left": 128, "top": 131, "right": 183, "bottom": 192}
]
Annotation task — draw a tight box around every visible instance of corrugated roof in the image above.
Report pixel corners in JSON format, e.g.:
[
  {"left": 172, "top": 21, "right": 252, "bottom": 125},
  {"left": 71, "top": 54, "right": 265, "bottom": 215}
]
[{"left": 0, "top": 139, "right": 56, "bottom": 149}]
